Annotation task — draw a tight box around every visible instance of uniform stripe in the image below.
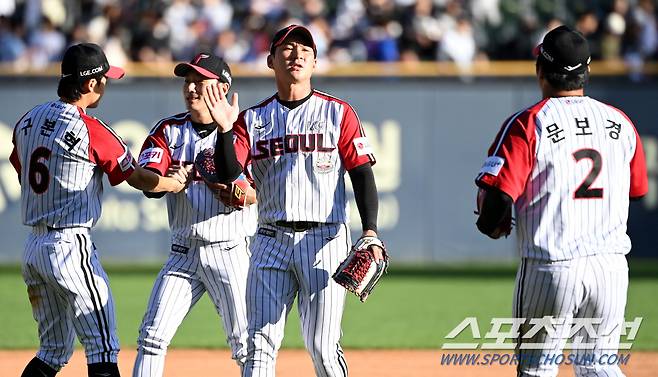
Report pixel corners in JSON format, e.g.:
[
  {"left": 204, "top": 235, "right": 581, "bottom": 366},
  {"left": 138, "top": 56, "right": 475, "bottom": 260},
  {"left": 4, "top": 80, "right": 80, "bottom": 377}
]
[{"left": 77, "top": 234, "right": 110, "bottom": 362}]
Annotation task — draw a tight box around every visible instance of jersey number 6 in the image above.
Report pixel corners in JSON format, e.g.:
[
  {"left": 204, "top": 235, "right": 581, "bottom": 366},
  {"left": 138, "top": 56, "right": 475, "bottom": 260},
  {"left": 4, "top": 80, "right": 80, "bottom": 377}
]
[
  {"left": 573, "top": 148, "right": 603, "bottom": 199},
  {"left": 29, "top": 147, "right": 52, "bottom": 194}
]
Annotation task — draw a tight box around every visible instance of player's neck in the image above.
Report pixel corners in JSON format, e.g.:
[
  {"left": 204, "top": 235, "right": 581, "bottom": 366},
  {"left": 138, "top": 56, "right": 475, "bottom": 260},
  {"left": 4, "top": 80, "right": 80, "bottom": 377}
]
[
  {"left": 190, "top": 110, "right": 213, "bottom": 124},
  {"left": 542, "top": 88, "right": 585, "bottom": 99},
  {"left": 62, "top": 95, "right": 92, "bottom": 111},
  {"left": 276, "top": 81, "right": 312, "bottom": 101}
]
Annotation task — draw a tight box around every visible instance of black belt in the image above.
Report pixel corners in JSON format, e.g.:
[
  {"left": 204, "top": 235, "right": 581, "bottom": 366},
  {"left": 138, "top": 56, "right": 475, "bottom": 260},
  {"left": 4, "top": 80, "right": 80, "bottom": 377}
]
[{"left": 274, "top": 221, "right": 323, "bottom": 232}]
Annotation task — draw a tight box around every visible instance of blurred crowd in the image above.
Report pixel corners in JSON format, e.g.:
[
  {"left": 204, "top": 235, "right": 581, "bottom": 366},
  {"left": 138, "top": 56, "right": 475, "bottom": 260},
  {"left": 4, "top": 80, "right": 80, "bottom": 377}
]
[{"left": 0, "top": 0, "right": 657, "bottom": 71}]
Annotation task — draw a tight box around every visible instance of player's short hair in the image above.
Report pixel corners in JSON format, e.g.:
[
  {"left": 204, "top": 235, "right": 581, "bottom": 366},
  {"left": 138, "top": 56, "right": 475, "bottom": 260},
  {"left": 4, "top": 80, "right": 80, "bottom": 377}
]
[
  {"left": 538, "top": 61, "right": 589, "bottom": 91},
  {"left": 57, "top": 74, "right": 104, "bottom": 102}
]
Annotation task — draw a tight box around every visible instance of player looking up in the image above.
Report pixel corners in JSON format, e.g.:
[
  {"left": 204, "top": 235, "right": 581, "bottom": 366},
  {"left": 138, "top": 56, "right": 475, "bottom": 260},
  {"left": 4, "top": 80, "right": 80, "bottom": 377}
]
[{"left": 206, "top": 25, "right": 386, "bottom": 376}]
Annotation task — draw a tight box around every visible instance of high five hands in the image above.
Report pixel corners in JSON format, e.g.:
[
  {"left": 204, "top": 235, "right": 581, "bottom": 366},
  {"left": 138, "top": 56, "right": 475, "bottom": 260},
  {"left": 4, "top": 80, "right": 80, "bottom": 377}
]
[{"left": 203, "top": 82, "right": 240, "bottom": 132}]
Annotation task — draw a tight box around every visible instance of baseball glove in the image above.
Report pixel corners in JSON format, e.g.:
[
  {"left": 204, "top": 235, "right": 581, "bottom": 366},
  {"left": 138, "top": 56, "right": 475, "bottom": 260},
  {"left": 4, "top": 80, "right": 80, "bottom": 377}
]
[
  {"left": 332, "top": 236, "right": 389, "bottom": 302},
  {"left": 194, "top": 147, "right": 221, "bottom": 184},
  {"left": 475, "top": 187, "right": 514, "bottom": 239},
  {"left": 194, "top": 148, "right": 250, "bottom": 208}
]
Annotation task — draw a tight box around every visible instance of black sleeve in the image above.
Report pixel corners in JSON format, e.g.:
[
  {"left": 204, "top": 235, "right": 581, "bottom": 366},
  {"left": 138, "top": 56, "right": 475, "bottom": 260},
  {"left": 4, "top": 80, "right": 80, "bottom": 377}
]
[
  {"left": 348, "top": 163, "right": 378, "bottom": 232},
  {"left": 476, "top": 187, "right": 514, "bottom": 238},
  {"left": 214, "top": 130, "right": 243, "bottom": 183}
]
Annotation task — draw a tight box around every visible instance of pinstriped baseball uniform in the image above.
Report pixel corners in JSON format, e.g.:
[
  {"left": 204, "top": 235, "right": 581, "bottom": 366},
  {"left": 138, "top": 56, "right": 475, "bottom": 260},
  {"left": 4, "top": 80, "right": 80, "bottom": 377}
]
[
  {"left": 232, "top": 90, "right": 375, "bottom": 377},
  {"left": 133, "top": 112, "right": 257, "bottom": 377},
  {"left": 10, "top": 100, "right": 135, "bottom": 370},
  {"left": 476, "top": 96, "right": 648, "bottom": 377}
]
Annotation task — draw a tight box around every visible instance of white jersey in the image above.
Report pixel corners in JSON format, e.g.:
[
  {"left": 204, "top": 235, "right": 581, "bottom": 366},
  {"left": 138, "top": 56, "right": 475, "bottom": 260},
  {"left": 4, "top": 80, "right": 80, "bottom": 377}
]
[
  {"left": 10, "top": 100, "right": 135, "bottom": 228},
  {"left": 232, "top": 90, "right": 375, "bottom": 224},
  {"left": 476, "top": 96, "right": 648, "bottom": 261},
  {"left": 139, "top": 112, "right": 256, "bottom": 243}
]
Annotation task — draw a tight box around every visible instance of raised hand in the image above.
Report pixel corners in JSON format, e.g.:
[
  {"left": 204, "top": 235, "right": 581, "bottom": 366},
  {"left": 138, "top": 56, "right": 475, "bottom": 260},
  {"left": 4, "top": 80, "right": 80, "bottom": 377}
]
[{"left": 203, "top": 82, "right": 239, "bottom": 132}]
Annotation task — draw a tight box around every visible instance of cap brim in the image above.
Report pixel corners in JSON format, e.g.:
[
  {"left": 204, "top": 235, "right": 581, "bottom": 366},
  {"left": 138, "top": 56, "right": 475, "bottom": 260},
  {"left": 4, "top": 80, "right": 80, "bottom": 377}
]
[
  {"left": 174, "top": 63, "right": 219, "bottom": 79},
  {"left": 272, "top": 25, "right": 316, "bottom": 54},
  {"left": 106, "top": 65, "right": 125, "bottom": 79}
]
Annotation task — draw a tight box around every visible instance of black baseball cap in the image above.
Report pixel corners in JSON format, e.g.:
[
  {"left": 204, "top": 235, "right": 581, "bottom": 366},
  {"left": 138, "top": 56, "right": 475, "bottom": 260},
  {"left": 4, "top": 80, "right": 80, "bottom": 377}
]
[
  {"left": 174, "top": 53, "right": 232, "bottom": 86},
  {"left": 535, "top": 25, "right": 591, "bottom": 74},
  {"left": 270, "top": 24, "right": 317, "bottom": 57},
  {"left": 61, "top": 43, "right": 125, "bottom": 80}
]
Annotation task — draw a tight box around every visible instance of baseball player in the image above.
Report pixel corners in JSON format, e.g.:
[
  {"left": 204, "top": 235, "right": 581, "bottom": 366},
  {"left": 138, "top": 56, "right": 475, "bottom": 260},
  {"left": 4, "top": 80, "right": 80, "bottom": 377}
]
[
  {"left": 9, "top": 43, "right": 187, "bottom": 377},
  {"left": 204, "top": 25, "right": 385, "bottom": 377},
  {"left": 132, "top": 53, "right": 257, "bottom": 377},
  {"left": 475, "top": 26, "right": 648, "bottom": 377}
]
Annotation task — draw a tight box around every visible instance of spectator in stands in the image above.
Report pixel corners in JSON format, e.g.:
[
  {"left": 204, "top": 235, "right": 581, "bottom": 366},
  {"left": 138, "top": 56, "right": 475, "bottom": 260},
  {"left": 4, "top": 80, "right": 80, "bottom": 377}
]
[
  {"left": 399, "top": 0, "right": 442, "bottom": 61},
  {"left": 439, "top": 16, "right": 477, "bottom": 70},
  {"left": 363, "top": 0, "right": 402, "bottom": 61},
  {"left": 0, "top": 0, "right": 655, "bottom": 72},
  {"left": 0, "top": 16, "right": 26, "bottom": 63},
  {"left": 27, "top": 16, "right": 66, "bottom": 68}
]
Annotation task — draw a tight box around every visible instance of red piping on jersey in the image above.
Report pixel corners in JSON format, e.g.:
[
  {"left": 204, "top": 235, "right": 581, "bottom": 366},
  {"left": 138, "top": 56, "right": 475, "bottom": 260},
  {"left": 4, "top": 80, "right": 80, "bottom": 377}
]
[
  {"left": 77, "top": 107, "right": 127, "bottom": 162},
  {"left": 147, "top": 112, "right": 190, "bottom": 136},
  {"left": 477, "top": 98, "right": 550, "bottom": 200},
  {"left": 312, "top": 90, "right": 350, "bottom": 106},
  {"left": 247, "top": 94, "right": 277, "bottom": 111},
  {"left": 489, "top": 98, "right": 550, "bottom": 158},
  {"left": 10, "top": 112, "right": 27, "bottom": 176}
]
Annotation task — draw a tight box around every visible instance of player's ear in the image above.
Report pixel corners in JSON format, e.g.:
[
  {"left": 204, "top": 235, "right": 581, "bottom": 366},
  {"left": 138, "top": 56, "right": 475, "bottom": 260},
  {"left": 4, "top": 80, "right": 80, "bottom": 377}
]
[
  {"left": 266, "top": 54, "right": 274, "bottom": 69},
  {"left": 220, "top": 82, "right": 230, "bottom": 95},
  {"left": 80, "top": 78, "right": 94, "bottom": 94}
]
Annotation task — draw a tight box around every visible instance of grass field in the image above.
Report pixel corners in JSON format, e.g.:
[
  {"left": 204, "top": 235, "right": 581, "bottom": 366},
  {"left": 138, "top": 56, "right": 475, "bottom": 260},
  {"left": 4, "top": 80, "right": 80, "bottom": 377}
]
[{"left": 1, "top": 264, "right": 657, "bottom": 350}]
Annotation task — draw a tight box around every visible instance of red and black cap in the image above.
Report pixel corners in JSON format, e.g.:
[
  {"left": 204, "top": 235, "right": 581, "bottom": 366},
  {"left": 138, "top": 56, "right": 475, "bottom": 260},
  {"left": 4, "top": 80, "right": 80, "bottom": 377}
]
[
  {"left": 535, "top": 25, "right": 591, "bottom": 74},
  {"left": 270, "top": 24, "right": 317, "bottom": 57},
  {"left": 174, "top": 53, "right": 233, "bottom": 86},
  {"left": 61, "top": 43, "right": 125, "bottom": 80}
]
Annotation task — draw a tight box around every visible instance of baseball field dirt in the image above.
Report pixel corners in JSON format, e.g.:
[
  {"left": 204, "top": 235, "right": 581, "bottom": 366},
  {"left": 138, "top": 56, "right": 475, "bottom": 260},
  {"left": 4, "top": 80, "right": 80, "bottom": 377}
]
[{"left": 2, "top": 350, "right": 657, "bottom": 376}]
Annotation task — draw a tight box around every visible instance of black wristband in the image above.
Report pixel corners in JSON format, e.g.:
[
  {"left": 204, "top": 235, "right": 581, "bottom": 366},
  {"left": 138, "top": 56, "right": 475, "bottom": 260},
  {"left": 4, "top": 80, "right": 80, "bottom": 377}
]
[
  {"left": 214, "top": 129, "right": 243, "bottom": 183},
  {"left": 348, "top": 163, "right": 379, "bottom": 233}
]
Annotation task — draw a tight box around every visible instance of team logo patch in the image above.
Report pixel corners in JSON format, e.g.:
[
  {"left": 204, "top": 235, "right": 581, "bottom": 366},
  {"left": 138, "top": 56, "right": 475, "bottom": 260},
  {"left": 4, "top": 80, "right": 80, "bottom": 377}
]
[
  {"left": 314, "top": 153, "right": 336, "bottom": 174},
  {"left": 171, "top": 244, "right": 189, "bottom": 254},
  {"left": 353, "top": 137, "right": 373, "bottom": 156},
  {"left": 479, "top": 156, "right": 505, "bottom": 177},
  {"left": 118, "top": 150, "right": 135, "bottom": 172},
  {"left": 138, "top": 147, "right": 164, "bottom": 165}
]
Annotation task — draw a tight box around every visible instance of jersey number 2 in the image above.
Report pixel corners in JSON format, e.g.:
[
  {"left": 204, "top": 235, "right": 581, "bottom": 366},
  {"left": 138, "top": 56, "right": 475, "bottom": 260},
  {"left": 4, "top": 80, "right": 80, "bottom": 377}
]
[
  {"left": 29, "top": 147, "right": 51, "bottom": 194},
  {"left": 573, "top": 149, "right": 603, "bottom": 199}
]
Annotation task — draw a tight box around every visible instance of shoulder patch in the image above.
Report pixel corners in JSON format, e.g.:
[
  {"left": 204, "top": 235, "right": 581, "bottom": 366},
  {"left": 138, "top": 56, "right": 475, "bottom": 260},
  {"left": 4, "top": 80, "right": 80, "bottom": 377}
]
[
  {"left": 353, "top": 137, "right": 373, "bottom": 156},
  {"left": 139, "top": 147, "right": 164, "bottom": 165},
  {"left": 479, "top": 156, "right": 505, "bottom": 176},
  {"left": 119, "top": 150, "right": 135, "bottom": 172}
]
